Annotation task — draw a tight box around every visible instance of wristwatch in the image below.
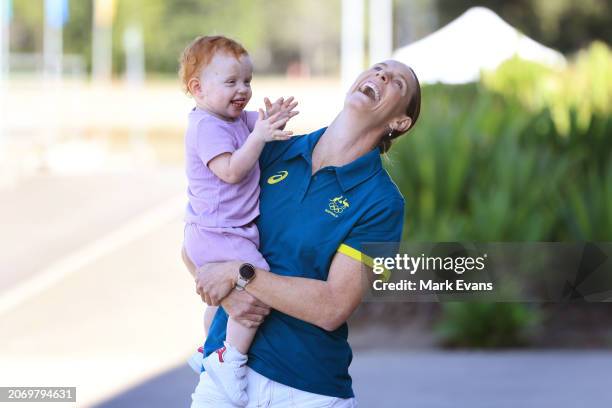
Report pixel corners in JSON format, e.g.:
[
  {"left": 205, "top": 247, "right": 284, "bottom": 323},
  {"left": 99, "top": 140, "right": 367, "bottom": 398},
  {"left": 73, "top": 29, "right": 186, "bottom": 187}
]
[{"left": 235, "top": 263, "right": 256, "bottom": 291}]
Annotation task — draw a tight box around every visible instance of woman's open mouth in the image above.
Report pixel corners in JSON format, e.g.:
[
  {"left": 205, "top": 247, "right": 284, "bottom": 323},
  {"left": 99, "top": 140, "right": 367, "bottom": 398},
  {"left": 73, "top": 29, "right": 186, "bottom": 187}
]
[{"left": 358, "top": 81, "right": 381, "bottom": 102}]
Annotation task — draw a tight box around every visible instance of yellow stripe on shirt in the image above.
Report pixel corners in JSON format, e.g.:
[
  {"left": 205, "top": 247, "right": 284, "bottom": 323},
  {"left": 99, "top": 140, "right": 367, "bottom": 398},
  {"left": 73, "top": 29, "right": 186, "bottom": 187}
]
[{"left": 337, "top": 243, "right": 391, "bottom": 282}]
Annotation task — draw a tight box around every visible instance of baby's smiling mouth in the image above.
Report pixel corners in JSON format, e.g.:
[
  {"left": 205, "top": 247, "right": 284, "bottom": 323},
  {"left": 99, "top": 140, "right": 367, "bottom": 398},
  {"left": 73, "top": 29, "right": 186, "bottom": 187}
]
[{"left": 231, "top": 98, "right": 246, "bottom": 108}]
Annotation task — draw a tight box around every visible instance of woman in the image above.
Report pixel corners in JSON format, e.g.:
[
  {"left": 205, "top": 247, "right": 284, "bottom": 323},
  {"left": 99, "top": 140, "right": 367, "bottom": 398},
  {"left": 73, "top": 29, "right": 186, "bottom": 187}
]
[{"left": 185, "top": 59, "right": 421, "bottom": 407}]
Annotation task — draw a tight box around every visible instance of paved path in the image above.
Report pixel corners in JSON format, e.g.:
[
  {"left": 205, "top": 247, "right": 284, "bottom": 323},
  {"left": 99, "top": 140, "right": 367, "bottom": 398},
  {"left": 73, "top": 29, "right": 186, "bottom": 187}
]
[
  {"left": 0, "top": 168, "right": 185, "bottom": 292},
  {"left": 95, "top": 350, "right": 612, "bottom": 408}
]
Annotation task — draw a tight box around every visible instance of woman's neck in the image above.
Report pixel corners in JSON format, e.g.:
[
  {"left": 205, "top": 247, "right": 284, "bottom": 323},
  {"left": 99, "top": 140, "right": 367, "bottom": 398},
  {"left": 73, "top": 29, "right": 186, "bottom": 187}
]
[{"left": 311, "top": 110, "right": 380, "bottom": 174}]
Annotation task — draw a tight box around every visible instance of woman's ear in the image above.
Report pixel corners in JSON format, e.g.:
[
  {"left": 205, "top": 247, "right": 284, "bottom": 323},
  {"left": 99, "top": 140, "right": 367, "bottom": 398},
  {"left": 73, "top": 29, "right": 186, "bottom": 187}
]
[
  {"left": 391, "top": 115, "right": 412, "bottom": 134},
  {"left": 187, "top": 77, "right": 201, "bottom": 97}
]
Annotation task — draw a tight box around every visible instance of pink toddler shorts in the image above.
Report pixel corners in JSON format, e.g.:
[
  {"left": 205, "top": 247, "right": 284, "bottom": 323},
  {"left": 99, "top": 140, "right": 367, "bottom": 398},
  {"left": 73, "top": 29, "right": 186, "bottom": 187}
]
[{"left": 183, "top": 222, "right": 269, "bottom": 270}]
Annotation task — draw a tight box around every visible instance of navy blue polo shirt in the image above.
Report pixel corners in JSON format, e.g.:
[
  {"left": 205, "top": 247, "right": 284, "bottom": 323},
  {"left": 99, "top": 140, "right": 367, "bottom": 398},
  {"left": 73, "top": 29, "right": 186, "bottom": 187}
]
[{"left": 204, "top": 127, "right": 405, "bottom": 398}]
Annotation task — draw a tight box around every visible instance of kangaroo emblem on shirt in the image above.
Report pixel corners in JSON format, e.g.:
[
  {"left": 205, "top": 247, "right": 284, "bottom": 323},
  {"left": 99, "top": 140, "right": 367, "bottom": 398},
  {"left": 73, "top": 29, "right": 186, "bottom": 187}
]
[{"left": 326, "top": 195, "right": 350, "bottom": 217}]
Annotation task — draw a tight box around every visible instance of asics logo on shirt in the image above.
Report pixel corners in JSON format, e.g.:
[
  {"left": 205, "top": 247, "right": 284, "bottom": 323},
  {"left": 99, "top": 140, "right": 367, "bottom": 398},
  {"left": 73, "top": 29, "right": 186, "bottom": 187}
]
[{"left": 267, "top": 171, "right": 289, "bottom": 184}]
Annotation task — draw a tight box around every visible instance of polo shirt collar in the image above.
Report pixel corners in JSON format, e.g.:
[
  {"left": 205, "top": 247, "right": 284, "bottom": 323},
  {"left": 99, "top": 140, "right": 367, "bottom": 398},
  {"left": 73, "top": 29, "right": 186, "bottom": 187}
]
[
  {"left": 283, "top": 127, "right": 326, "bottom": 162},
  {"left": 284, "top": 127, "right": 383, "bottom": 192},
  {"left": 335, "top": 147, "right": 382, "bottom": 191}
]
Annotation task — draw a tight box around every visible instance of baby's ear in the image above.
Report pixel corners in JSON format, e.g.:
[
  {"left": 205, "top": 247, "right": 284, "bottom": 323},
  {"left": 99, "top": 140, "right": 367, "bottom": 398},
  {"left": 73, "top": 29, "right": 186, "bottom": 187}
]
[{"left": 187, "top": 77, "right": 201, "bottom": 96}]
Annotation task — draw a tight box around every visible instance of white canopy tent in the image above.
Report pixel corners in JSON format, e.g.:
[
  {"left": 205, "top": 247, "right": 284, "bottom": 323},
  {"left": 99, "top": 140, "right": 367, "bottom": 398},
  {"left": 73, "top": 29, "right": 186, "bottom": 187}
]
[{"left": 393, "top": 7, "right": 566, "bottom": 84}]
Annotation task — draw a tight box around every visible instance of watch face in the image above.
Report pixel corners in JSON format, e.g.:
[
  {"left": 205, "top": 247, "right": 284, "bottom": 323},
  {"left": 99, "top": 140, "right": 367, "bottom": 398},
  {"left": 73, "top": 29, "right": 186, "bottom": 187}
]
[{"left": 239, "top": 263, "right": 255, "bottom": 280}]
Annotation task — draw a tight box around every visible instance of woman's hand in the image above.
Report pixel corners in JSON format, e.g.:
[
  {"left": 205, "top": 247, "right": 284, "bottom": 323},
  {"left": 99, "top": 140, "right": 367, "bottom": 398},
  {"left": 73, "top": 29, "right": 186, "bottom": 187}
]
[
  {"left": 195, "top": 261, "right": 240, "bottom": 306},
  {"left": 221, "top": 290, "right": 271, "bottom": 328}
]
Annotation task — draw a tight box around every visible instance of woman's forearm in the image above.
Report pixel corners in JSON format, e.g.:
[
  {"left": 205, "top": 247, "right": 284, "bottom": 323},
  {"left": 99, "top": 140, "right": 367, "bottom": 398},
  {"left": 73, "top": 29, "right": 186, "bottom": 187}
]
[
  {"left": 246, "top": 269, "right": 333, "bottom": 328},
  {"left": 245, "top": 254, "right": 364, "bottom": 331}
]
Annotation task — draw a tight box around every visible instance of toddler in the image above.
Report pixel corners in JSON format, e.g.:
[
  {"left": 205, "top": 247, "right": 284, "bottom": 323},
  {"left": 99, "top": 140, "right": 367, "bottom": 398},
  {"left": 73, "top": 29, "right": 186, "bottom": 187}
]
[{"left": 179, "top": 35, "right": 297, "bottom": 406}]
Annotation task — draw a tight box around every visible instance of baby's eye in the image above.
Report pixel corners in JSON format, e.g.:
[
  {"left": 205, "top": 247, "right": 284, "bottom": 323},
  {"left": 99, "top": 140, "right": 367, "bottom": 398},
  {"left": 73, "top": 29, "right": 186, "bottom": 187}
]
[
  {"left": 394, "top": 80, "right": 403, "bottom": 89},
  {"left": 226, "top": 80, "right": 236, "bottom": 85},
  {"left": 373, "top": 66, "right": 382, "bottom": 71}
]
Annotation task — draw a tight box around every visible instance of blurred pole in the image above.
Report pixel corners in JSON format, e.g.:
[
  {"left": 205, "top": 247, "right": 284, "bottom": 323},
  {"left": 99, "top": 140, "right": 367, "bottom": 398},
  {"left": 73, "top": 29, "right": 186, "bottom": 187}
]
[
  {"left": 122, "top": 23, "right": 153, "bottom": 165},
  {"left": 92, "top": 0, "right": 116, "bottom": 82},
  {"left": 341, "top": 0, "right": 364, "bottom": 91},
  {"left": 122, "top": 25, "right": 144, "bottom": 87},
  {"left": 369, "top": 0, "right": 393, "bottom": 65},
  {"left": 0, "top": 0, "right": 10, "bottom": 148},
  {"left": 43, "top": 0, "right": 68, "bottom": 79},
  {"left": 0, "top": 0, "right": 10, "bottom": 81}
]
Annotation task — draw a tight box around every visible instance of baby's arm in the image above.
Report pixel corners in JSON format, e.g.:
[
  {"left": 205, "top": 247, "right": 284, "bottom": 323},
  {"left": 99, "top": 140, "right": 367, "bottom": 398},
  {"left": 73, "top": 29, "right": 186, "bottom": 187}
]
[{"left": 208, "top": 110, "right": 293, "bottom": 184}]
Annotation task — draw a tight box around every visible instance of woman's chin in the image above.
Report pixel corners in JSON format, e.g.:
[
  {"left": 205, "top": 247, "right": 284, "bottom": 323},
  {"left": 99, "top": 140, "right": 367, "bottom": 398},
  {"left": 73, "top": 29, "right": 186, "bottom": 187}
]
[{"left": 344, "top": 95, "right": 376, "bottom": 114}]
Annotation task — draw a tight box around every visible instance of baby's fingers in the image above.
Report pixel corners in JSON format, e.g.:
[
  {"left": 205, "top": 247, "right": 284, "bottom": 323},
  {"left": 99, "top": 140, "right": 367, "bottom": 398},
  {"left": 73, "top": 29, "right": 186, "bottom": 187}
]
[
  {"left": 273, "top": 97, "right": 284, "bottom": 108},
  {"left": 270, "top": 115, "right": 290, "bottom": 129},
  {"left": 286, "top": 110, "right": 299, "bottom": 119},
  {"left": 264, "top": 97, "right": 273, "bottom": 112},
  {"left": 281, "top": 96, "right": 295, "bottom": 108},
  {"left": 266, "top": 111, "right": 282, "bottom": 123},
  {"left": 272, "top": 130, "right": 294, "bottom": 140}
]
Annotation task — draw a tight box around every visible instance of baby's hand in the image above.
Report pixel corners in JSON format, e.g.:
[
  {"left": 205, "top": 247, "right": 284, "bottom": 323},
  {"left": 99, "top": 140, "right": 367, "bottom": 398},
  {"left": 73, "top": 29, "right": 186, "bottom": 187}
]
[
  {"left": 253, "top": 109, "right": 294, "bottom": 142},
  {"left": 264, "top": 96, "right": 299, "bottom": 123}
]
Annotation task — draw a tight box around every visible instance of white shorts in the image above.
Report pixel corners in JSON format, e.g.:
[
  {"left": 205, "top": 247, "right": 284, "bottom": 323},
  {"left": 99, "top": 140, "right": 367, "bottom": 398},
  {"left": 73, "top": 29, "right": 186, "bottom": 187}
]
[{"left": 191, "top": 366, "right": 357, "bottom": 408}]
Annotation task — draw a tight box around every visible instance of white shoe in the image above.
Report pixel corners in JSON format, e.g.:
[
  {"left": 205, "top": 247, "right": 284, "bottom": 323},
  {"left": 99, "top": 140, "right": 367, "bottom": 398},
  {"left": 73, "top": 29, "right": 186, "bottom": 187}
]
[
  {"left": 188, "top": 346, "right": 204, "bottom": 373},
  {"left": 202, "top": 344, "right": 248, "bottom": 407}
]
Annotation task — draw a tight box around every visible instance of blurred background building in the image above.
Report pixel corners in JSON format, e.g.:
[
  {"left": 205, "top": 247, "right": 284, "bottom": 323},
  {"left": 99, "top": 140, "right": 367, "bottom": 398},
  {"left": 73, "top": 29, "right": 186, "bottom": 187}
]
[{"left": 0, "top": 1, "right": 611, "bottom": 407}]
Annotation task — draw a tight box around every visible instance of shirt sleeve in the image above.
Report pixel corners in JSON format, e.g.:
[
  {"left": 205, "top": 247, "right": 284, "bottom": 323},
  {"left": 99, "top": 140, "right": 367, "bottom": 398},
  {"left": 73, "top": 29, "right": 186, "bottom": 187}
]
[
  {"left": 339, "top": 198, "right": 405, "bottom": 273},
  {"left": 242, "top": 110, "right": 259, "bottom": 132},
  {"left": 195, "top": 120, "right": 237, "bottom": 166}
]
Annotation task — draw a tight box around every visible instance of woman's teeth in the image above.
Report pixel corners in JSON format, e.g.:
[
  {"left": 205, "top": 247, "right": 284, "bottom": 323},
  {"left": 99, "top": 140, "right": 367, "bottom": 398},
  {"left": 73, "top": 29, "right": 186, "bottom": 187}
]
[{"left": 359, "top": 82, "right": 380, "bottom": 101}]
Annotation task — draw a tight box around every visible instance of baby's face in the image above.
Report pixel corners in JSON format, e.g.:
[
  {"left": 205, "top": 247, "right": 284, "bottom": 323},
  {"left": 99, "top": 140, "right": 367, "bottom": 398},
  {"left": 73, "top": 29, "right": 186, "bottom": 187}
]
[{"left": 196, "top": 52, "right": 253, "bottom": 121}]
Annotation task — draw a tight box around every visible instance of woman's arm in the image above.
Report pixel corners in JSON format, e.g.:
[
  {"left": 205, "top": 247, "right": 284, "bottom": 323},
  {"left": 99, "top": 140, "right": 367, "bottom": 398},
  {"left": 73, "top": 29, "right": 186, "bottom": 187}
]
[
  {"left": 197, "top": 253, "right": 368, "bottom": 331},
  {"left": 182, "top": 247, "right": 270, "bottom": 328},
  {"left": 250, "top": 252, "right": 367, "bottom": 331}
]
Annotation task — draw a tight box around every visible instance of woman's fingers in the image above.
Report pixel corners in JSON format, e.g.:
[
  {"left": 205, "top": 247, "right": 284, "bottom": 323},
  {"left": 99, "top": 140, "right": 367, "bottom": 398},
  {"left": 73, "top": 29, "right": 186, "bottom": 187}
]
[
  {"left": 251, "top": 298, "right": 271, "bottom": 310},
  {"left": 247, "top": 303, "right": 271, "bottom": 316},
  {"left": 236, "top": 319, "right": 259, "bottom": 328},
  {"left": 264, "top": 97, "right": 272, "bottom": 112},
  {"left": 243, "top": 313, "right": 265, "bottom": 323},
  {"left": 242, "top": 294, "right": 271, "bottom": 315}
]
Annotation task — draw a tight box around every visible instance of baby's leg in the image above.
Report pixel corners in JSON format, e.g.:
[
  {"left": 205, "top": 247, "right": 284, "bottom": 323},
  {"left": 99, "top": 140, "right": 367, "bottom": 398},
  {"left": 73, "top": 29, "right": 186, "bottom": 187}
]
[
  {"left": 204, "top": 306, "right": 218, "bottom": 338},
  {"left": 226, "top": 317, "right": 257, "bottom": 355},
  {"left": 223, "top": 223, "right": 268, "bottom": 355}
]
